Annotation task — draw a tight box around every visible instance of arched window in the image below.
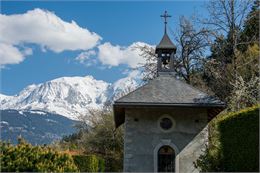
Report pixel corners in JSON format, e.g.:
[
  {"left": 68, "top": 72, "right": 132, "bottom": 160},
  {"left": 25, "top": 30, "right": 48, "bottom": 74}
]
[{"left": 158, "top": 145, "right": 175, "bottom": 172}]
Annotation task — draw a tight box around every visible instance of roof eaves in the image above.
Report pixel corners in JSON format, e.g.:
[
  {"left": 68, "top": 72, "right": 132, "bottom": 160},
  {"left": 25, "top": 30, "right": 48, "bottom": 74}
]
[{"left": 114, "top": 102, "right": 226, "bottom": 108}]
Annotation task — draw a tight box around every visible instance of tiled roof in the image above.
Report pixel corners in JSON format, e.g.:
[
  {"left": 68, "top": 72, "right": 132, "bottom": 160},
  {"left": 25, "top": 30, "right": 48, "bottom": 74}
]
[
  {"left": 113, "top": 73, "right": 225, "bottom": 128},
  {"left": 115, "top": 74, "right": 224, "bottom": 105}
]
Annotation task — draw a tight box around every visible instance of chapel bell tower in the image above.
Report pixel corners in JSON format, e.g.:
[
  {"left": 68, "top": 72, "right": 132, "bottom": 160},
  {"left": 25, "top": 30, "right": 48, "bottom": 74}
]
[{"left": 155, "top": 11, "right": 177, "bottom": 73}]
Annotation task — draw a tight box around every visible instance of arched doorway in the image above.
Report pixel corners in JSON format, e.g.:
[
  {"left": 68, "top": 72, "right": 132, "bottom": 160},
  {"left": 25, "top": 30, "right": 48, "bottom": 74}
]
[{"left": 158, "top": 145, "right": 175, "bottom": 172}]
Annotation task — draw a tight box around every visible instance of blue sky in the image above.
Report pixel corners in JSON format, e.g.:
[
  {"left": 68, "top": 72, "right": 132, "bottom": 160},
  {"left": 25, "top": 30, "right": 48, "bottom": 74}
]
[{"left": 0, "top": 1, "right": 207, "bottom": 95}]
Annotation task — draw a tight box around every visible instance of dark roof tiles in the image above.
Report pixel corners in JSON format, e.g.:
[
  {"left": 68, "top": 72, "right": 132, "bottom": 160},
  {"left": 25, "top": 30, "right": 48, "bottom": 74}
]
[
  {"left": 113, "top": 73, "right": 225, "bottom": 128},
  {"left": 115, "top": 74, "right": 224, "bottom": 105},
  {"left": 156, "top": 33, "right": 177, "bottom": 50}
]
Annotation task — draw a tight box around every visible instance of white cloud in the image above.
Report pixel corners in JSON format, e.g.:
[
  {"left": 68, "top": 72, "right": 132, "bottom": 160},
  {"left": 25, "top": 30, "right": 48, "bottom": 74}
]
[
  {"left": 75, "top": 50, "right": 96, "bottom": 63},
  {"left": 0, "top": 8, "right": 101, "bottom": 65},
  {"left": 0, "top": 8, "right": 154, "bottom": 69},
  {"left": 0, "top": 43, "right": 25, "bottom": 66},
  {"left": 97, "top": 42, "right": 153, "bottom": 68},
  {"left": 75, "top": 50, "right": 97, "bottom": 67},
  {"left": 22, "top": 47, "right": 33, "bottom": 56}
]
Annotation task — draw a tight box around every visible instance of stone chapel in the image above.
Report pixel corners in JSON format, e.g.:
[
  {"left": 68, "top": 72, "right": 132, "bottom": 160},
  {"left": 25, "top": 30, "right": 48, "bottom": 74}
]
[{"left": 113, "top": 11, "right": 225, "bottom": 173}]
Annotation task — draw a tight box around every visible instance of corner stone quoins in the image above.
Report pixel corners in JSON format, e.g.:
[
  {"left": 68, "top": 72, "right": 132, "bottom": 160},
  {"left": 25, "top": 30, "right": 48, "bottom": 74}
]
[
  {"left": 125, "top": 153, "right": 133, "bottom": 159},
  {"left": 125, "top": 132, "right": 133, "bottom": 137},
  {"left": 124, "top": 158, "right": 132, "bottom": 164},
  {"left": 125, "top": 138, "right": 133, "bottom": 143},
  {"left": 125, "top": 146, "right": 132, "bottom": 151}
]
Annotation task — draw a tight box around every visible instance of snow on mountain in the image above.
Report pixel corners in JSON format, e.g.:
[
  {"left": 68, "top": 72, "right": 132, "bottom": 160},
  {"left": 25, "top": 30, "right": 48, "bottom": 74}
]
[
  {"left": 111, "top": 70, "right": 142, "bottom": 100},
  {"left": 0, "top": 93, "right": 9, "bottom": 99},
  {"left": 0, "top": 94, "right": 12, "bottom": 104},
  {"left": 0, "top": 74, "right": 140, "bottom": 120}
]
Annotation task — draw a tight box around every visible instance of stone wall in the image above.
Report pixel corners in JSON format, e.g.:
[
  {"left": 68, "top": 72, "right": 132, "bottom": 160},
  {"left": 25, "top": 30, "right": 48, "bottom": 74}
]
[{"left": 123, "top": 107, "right": 208, "bottom": 172}]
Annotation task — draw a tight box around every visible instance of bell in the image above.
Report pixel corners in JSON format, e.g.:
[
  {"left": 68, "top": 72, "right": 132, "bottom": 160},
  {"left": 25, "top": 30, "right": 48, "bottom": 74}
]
[{"left": 162, "top": 58, "right": 168, "bottom": 65}]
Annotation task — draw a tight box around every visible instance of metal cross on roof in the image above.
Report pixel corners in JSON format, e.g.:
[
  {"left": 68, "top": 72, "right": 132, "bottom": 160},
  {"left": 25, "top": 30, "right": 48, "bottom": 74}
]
[{"left": 160, "top": 11, "right": 171, "bottom": 34}]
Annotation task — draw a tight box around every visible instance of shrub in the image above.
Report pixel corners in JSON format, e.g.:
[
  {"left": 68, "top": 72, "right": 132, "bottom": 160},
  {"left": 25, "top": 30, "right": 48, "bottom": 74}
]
[
  {"left": 0, "top": 139, "right": 78, "bottom": 172},
  {"left": 104, "top": 155, "right": 123, "bottom": 172},
  {"left": 98, "top": 158, "right": 105, "bottom": 172},
  {"left": 72, "top": 154, "right": 105, "bottom": 172},
  {"left": 195, "top": 105, "right": 259, "bottom": 172}
]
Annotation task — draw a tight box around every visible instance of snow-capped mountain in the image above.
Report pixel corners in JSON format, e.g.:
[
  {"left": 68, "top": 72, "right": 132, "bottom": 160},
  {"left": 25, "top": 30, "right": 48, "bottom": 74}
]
[
  {"left": 0, "top": 73, "right": 141, "bottom": 120},
  {"left": 0, "top": 93, "right": 11, "bottom": 102}
]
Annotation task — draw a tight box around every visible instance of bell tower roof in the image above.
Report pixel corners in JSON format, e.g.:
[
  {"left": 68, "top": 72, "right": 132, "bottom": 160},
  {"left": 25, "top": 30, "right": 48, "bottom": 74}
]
[
  {"left": 155, "top": 11, "right": 176, "bottom": 53},
  {"left": 156, "top": 33, "right": 177, "bottom": 50}
]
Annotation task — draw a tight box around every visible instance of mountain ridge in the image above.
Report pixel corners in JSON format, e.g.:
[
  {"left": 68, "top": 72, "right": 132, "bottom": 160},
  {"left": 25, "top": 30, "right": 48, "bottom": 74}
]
[{"left": 0, "top": 73, "right": 141, "bottom": 120}]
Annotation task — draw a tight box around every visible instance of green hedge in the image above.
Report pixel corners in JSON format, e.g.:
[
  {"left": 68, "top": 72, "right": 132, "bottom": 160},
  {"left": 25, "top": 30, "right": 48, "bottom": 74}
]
[
  {"left": 218, "top": 106, "right": 259, "bottom": 171},
  {"left": 196, "top": 105, "right": 259, "bottom": 172},
  {"left": 0, "top": 140, "right": 78, "bottom": 172},
  {"left": 72, "top": 155, "right": 105, "bottom": 172}
]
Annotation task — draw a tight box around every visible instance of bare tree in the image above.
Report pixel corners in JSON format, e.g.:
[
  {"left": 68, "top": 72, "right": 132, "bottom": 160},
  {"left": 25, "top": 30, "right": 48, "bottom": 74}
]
[
  {"left": 173, "top": 16, "right": 209, "bottom": 84},
  {"left": 134, "top": 44, "right": 157, "bottom": 82}
]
